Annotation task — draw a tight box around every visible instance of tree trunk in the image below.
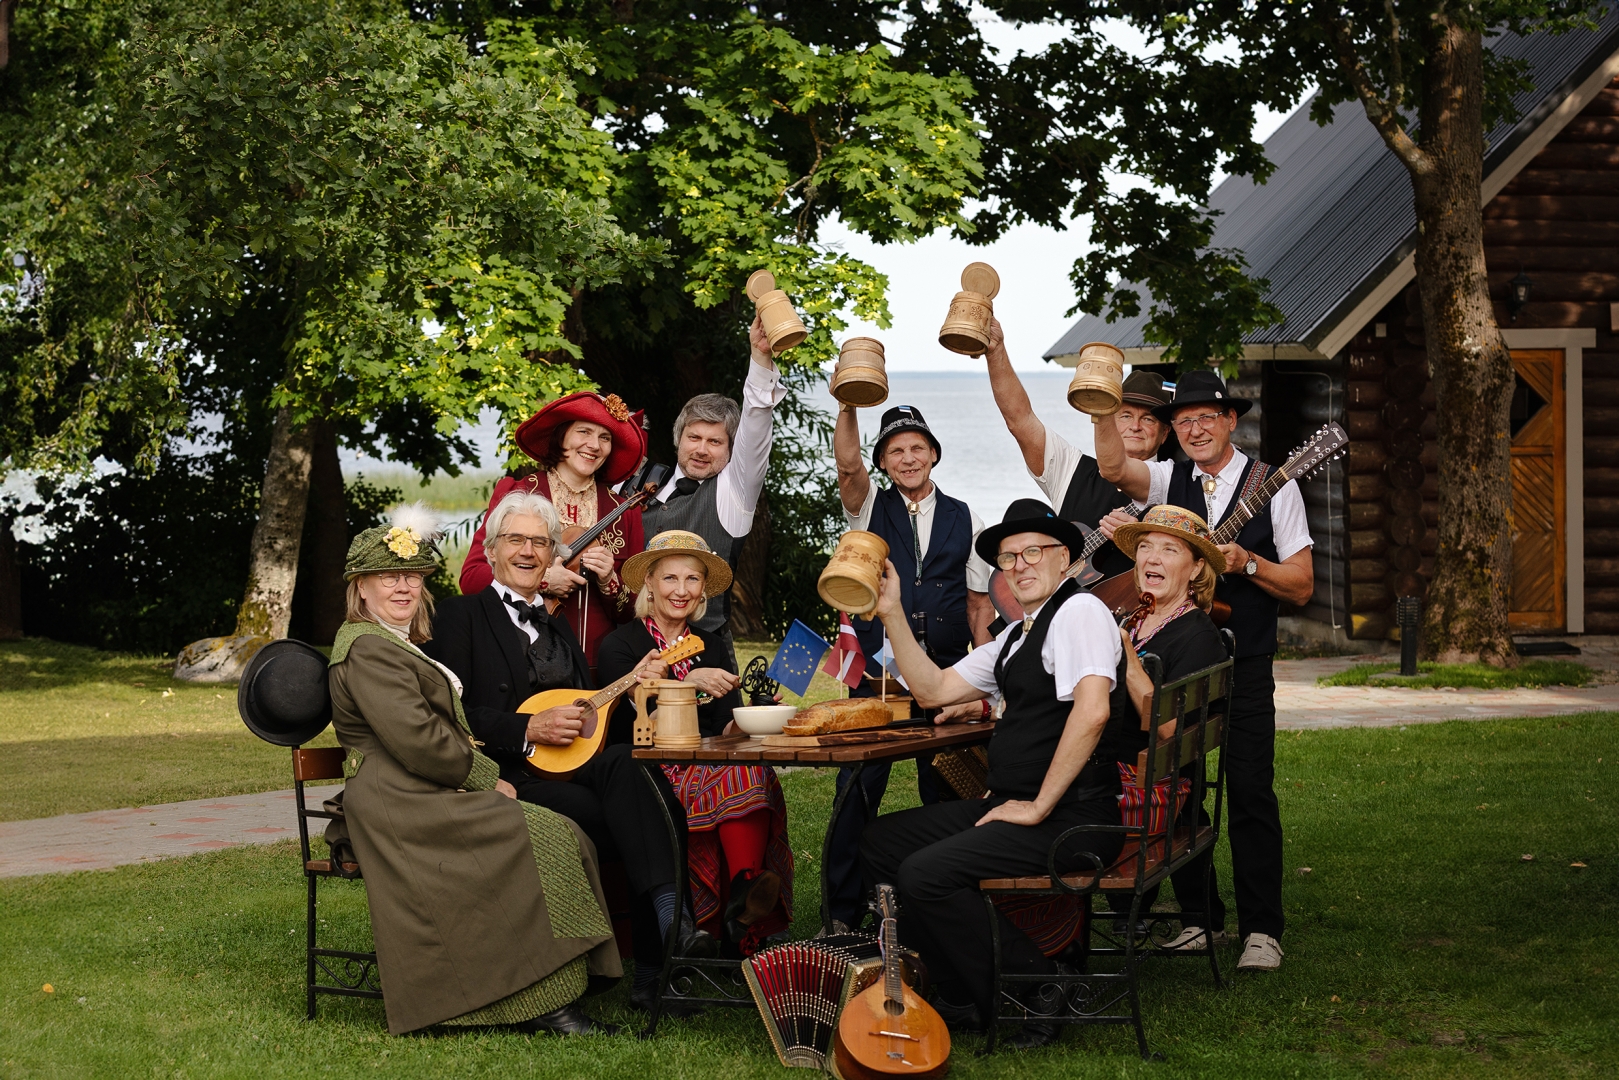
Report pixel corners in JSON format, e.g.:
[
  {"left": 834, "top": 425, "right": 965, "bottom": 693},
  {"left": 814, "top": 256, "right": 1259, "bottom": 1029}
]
[
  {"left": 0, "top": 515, "right": 21, "bottom": 640},
  {"left": 729, "top": 492, "right": 770, "bottom": 639},
  {"left": 233, "top": 405, "right": 317, "bottom": 640},
  {"left": 303, "top": 419, "right": 349, "bottom": 644},
  {"left": 0, "top": 0, "right": 17, "bottom": 71},
  {"left": 1410, "top": 21, "right": 1517, "bottom": 665}
]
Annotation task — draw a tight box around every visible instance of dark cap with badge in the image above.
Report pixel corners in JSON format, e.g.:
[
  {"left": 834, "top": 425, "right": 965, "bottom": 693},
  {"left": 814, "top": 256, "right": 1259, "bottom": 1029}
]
[
  {"left": 1120, "top": 371, "right": 1173, "bottom": 409},
  {"left": 871, "top": 405, "right": 943, "bottom": 468},
  {"left": 1149, "top": 370, "right": 1252, "bottom": 422}
]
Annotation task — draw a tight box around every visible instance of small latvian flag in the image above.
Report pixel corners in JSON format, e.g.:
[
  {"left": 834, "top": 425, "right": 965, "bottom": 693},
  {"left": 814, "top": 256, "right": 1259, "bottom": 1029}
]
[{"left": 822, "top": 613, "right": 866, "bottom": 690}]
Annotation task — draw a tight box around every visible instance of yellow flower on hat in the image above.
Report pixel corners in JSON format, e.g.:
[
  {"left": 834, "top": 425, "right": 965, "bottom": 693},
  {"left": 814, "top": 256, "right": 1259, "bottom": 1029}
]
[{"left": 385, "top": 526, "right": 421, "bottom": 559}]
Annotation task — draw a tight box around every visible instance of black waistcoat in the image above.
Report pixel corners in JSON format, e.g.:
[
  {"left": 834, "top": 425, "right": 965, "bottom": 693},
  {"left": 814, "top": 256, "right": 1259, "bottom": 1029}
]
[
  {"left": 1057, "top": 454, "right": 1133, "bottom": 579},
  {"left": 1167, "top": 456, "right": 1280, "bottom": 658},
  {"left": 987, "top": 579, "right": 1133, "bottom": 804},
  {"left": 641, "top": 475, "right": 737, "bottom": 632},
  {"left": 852, "top": 485, "right": 974, "bottom": 667}
]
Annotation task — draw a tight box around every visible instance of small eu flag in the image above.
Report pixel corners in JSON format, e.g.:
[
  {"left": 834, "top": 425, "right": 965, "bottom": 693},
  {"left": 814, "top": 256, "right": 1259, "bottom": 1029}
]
[{"left": 767, "top": 619, "right": 831, "bottom": 697}]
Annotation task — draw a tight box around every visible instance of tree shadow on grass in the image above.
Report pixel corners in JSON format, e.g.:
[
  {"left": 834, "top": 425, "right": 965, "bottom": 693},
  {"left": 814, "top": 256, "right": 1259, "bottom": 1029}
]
[{"left": 0, "top": 638, "right": 179, "bottom": 693}]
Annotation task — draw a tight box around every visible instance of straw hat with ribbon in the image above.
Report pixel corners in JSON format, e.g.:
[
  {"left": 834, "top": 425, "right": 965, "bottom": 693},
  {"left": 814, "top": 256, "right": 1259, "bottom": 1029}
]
[
  {"left": 1112, "top": 504, "right": 1227, "bottom": 575},
  {"left": 621, "top": 530, "right": 734, "bottom": 598}
]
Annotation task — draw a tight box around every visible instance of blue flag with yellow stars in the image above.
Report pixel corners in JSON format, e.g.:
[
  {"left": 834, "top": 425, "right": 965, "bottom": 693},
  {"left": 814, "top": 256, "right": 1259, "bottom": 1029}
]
[{"left": 767, "top": 619, "right": 830, "bottom": 697}]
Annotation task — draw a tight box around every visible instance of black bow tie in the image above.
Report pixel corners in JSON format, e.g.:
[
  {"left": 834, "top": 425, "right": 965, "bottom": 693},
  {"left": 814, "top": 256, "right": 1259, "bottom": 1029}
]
[
  {"left": 664, "top": 476, "right": 701, "bottom": 504},
  {"left": 503, "top": 594, "right": 546, "bottom": 626}
]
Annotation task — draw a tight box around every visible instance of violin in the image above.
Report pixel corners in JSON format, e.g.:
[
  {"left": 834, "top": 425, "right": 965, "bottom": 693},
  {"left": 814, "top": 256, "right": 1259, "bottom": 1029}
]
[{"left": 553, "top": 462, "right": 672, "bottom": 574}]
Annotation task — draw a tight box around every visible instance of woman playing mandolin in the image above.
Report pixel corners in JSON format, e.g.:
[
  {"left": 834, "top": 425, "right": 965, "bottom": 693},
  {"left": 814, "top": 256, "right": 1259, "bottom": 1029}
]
[
  {"left": 597, "top": 531, "right": 795, "bottom": 957},
  {"left": 461, "top": 391, "right": 649, "bottom": 666}
]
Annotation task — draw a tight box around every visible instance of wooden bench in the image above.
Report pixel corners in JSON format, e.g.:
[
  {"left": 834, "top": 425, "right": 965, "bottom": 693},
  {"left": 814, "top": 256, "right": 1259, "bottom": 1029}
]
[
  {"left": 977, "top": 630, "right": 1234, "bottom": 1058},
  {"left": 291, "top": 747, "right": 383, "bottom": 1019}
]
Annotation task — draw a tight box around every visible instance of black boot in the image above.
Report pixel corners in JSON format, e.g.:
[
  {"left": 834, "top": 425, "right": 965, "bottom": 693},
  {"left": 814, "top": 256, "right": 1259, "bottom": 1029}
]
[
  {"left": 1005, "top": 970, "right": 1071, "bottom": 1050},
  {"left": 512, "top": 1002, "right": 622, "bottom": 1036}
]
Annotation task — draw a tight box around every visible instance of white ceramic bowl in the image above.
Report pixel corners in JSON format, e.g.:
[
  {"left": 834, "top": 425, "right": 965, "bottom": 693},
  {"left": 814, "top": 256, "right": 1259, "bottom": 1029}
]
[{"left": 732, "top": 705, "right": 798, "bottom": 736}]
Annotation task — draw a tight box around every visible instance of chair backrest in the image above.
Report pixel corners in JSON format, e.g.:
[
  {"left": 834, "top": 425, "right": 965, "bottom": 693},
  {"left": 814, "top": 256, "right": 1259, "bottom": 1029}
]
[{"left": 292, "top": 746, "right": 347, "bottom": 869}]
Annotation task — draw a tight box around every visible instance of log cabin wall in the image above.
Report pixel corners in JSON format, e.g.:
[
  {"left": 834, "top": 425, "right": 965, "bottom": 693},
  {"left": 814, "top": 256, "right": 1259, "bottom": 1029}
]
[
  {"left": 1484, "top": 75, "right": 1619, "bottom": 633},
  {"left": 1265, "top": 359, "right": 1347, "bottom": 635}
]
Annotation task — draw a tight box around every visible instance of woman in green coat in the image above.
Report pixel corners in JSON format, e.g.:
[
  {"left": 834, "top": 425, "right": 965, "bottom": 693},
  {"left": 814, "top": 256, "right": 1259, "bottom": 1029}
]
[{"left": 328, "top": 512, "right": 622, "bottom": 1036}]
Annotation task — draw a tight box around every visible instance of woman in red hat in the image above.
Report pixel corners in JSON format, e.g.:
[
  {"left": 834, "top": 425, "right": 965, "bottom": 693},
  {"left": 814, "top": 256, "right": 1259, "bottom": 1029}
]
[{"left": 461, "top": 391, "right": 649, "bottom": 665}]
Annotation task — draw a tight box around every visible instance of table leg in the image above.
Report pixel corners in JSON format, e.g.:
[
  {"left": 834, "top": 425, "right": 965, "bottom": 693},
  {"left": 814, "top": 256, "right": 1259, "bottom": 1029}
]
[
  {"left": 819, "top": 762, "right": 871, "bottom": 936},
  {"left": 638, "top": 761, "right": 685, "bottom": 1040}
]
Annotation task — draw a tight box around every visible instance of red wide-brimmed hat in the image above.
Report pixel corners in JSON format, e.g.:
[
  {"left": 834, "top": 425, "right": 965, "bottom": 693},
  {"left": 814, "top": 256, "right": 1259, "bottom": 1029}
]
[{"left": 514, "top": 391, "right": 648, "bottom": 485}]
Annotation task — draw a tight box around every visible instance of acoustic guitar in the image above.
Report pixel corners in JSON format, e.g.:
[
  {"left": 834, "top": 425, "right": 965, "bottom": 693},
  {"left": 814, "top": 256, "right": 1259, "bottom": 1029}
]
[
  {"left": 833, "top": 884, "right": 950, "bottom": 1080},
  {"left": 984, "top": 504, "right": 1146, "bottom": 625},
  {"left": 518, "top": 632, "right": 704, "bottom": 780}
]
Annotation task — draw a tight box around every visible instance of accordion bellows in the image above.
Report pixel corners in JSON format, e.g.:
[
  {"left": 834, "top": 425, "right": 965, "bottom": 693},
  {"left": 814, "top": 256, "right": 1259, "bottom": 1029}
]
[{"left": 743, "top": 935, "right": 921, "bottom": 1070}]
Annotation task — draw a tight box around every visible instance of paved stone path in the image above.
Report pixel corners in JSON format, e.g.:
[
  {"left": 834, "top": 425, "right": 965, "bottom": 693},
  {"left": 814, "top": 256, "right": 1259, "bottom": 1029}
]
[
  {"left": 0, "top": 785, "right": 340, "bottom": 879},
  {"left": 5, "top": 638, "right": 1618, "bottom": 878}
]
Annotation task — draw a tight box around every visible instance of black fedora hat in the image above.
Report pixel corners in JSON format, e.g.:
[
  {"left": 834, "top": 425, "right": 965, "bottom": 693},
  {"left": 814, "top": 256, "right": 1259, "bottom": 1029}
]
[
  {"left": 237, "top": 639, "right": 333, "bottom": 747},
  {"left": 975, "top": 498, "right": 1088, "bottom": 568},
  {"left": 871, "top": 405, "right": 942, "bottom": 469},
  {"left": 1150, "top": 370, "right": 1252, "bottom": 422}
]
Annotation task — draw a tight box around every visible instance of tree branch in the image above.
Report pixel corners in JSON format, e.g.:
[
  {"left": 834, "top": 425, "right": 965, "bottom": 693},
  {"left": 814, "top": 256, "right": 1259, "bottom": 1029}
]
[{"left": 1316, "top": 1, "right": 1431, "bottom": 176}]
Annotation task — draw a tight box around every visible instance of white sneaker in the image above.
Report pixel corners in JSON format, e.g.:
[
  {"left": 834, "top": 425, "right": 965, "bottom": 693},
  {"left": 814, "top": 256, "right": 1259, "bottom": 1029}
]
[
  {"left": 1236, "top": 933, "right": 1284, "bottom": 970},
  {"left": 1160, "top": 926, "right": 1228, "bottom": 951}
]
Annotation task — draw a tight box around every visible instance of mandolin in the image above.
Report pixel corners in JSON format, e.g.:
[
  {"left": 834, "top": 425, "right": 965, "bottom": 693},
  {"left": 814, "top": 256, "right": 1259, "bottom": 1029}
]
[
  {"left": 554, "top": 462, "right": 672, "bottom": 573},
  {"left": 1087, "top": 423, "right": 1349, "bottom": 617},
  {"left": 518, "top": 632, "right": 704, "bottom": 780},
  {"left": 985, "top": 504, "right": 1146, "bottom": 625},
  {"left": 833, "top": 884, "right": 950, "bottom": 1080}
]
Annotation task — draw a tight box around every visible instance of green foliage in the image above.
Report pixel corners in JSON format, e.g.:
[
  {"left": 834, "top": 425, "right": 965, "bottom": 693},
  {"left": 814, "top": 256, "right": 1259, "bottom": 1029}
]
[{"left": 1318, "top": 658, "right": 1594, "bottom": 689}]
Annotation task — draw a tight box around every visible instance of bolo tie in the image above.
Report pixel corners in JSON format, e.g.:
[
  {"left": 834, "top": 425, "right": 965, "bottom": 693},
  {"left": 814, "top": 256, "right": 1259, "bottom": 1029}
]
[
  {"left": 1201, "top": 473, "right": 1218, "bottom": 523},
  {"left": 908, "top": 500, "right": 923, "bottom": 586}
]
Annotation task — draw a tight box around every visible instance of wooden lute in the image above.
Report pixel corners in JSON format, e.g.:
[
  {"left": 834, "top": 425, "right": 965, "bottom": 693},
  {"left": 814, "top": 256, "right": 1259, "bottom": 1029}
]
[
  {"left": 1088, "top": 422, "right": 1349, "bottom": 617},
  {"left": 985, "top": 504, "right": 1146, "bottom": 625},
  {"left": 518, "top": 632, "right": 704, "bottom": 780},
  {"left": 833, "top": 884, "right": 950, "bottom": 1080}
]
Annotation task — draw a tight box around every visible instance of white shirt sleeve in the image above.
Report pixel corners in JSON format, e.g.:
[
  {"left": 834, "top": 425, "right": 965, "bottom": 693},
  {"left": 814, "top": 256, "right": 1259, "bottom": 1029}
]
[
  {"left": 952, "top": 624, "right": 1013, "bottom": 698},
  {"left": 844, "top": 483, "right": 876, "bottom": 533},
  {"left": 1268, "top": 477, "right": 1314, "bottom": 562},
  {"left": 965, "top": 508, "right": 993, "bottom": 592},
  {"left": 1044, "top": 592, "right": 1122, "bottom": 701},
  {"left": 713, "top": 360, "right": 786, "bottom": 537},
  {"left": 1144, "top": 458, "right": 1174, "bottom": 508},
  {"left": 1033, "top": 428, "right": 1084, "bottom": 510}
]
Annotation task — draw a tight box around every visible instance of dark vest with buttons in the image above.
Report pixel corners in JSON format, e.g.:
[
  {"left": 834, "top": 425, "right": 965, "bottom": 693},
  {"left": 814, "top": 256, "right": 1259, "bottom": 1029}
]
[
  {"left": 988, "top": 579, "right": 1135, "bottom": 803},
  {"left": 1167, "top": 455, "right": 1279, "bottom": 658},
  {"left": 641, "top": 475, "right": 737, "bottom": 633},
  {"left": 1057, "top": 454, "right": 1133, "bottom": 579},
  {"left": 852, "top": 484, "right": 974, "bottom": 668}
]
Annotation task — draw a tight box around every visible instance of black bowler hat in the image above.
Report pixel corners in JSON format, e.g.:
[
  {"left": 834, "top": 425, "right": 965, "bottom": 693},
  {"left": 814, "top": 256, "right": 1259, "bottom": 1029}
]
[
  {"left": 237, "top": 639, "right": 333, "bottom": 747},
  {"left": 871, "top": 405, "right": 943, "bottom": 468},
  {"left": 974, "top": 498, "right": 1088, "bottom": 568},
  {"left": 1150, "top": 370, "right": 1252, "bottom": 422}
]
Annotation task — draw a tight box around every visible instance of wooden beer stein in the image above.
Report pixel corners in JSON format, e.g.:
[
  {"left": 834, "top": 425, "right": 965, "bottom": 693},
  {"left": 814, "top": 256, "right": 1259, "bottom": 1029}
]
[
  {"left": 937, "top": 262, "right": 1000, "bottom": 356},
  {"left": 829, "top": 336, "right": 889, "bottom": 408},
  {"left": 1066, "top": 341, "right": 1126, "bottom": 416},
  {"left": 746, "top": 270, "right": 809, "bottom": 352},
  {"left": 634, "top": 680, "right": 702, "bottom": 749},
  {"left": 817, "top": 530, "right": 890, "bottom": 616}
]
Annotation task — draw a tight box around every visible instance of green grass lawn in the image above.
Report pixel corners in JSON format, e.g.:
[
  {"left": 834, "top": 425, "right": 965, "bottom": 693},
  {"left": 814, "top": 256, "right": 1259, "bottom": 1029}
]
[
  {"left": 2, "top": 699, "right": 1616, "bottom": 1076},
  {"left": 1317, "top": 660, "right": 1593, "bottom": 690}
]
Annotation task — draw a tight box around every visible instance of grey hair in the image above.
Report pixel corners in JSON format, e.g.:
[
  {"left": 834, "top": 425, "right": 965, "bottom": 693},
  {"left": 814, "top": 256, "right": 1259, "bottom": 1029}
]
[
  {"left": 482, "top": 490, "right": 561, "bottom": 558},
  {"left": 672, "top": 393, "right": 741, "bottom": 449}
]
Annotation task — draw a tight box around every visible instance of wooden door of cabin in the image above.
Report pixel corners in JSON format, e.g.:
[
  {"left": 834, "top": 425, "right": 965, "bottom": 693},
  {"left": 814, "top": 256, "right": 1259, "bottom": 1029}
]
[{"left": 1508, "top": 349, "right": 1566, "bottom": 632}]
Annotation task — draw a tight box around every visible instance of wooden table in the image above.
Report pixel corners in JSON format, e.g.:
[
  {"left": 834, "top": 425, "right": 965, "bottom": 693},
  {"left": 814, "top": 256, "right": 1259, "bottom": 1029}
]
[{"left": 630, "top": 721, "right": 996, "bottom": 1035}]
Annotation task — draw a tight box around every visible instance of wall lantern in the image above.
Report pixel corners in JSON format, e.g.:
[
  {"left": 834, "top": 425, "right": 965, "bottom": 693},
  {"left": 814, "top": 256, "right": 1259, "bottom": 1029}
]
[{"left": 1507, "top": 270, "right": 1534, "bottom": 322}]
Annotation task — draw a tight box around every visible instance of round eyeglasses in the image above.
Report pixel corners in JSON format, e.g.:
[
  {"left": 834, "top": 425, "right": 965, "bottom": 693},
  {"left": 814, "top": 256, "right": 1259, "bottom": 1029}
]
[{"left": 994, "top": 544, "right": 1066, "bottom": 571}]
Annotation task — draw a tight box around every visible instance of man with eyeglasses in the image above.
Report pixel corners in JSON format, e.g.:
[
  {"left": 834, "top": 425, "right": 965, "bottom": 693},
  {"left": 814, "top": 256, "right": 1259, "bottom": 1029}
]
[
  {"left": 1095, "top": 369, "right": 1313, "bottom": 973},
  {"left": 856, "top": 498, "right": 1132, "bottom": 1046},
  {"left": 981, "top": 317, "right": 1173, "bottom": 578}
]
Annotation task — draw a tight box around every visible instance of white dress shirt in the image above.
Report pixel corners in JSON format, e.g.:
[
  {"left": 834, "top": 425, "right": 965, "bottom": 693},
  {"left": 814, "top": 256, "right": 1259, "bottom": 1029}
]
[
  {"left": 492, "top": 581, "right": 540, "bottom": 644},
  {"left": 1034, "top": 428, "right": 1148, "bottom": 513},
  {"left": 844, "top": 483, "right": 995, "bottom": 593},
  {"left": 1143, "top": 450, "right": 1313, "bottom": 562},
  {"left": 654, "top": 360, "right": 786, "bottom": 538},
  {"left": 951, "top": 589, "right": 1120, "bottom": 706}
]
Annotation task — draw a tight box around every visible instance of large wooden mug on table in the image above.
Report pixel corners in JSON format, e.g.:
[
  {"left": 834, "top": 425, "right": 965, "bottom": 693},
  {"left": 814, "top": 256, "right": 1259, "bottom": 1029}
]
[
  {"left": 817, "top": 531, "right": 890, "bottom": 616},
  {"left": 747, "top": 270, "right": 809, "bottom": 352},
  {"left": 937, "top": 261, "right": 1000, "bottom": 356},
  {"left": 1066, "top": 341, "right": 1126, "bottom": 416},
  {"left": 829, "top": 336, "right": 889, "bottom": 408},
  {"left": 633, "top": 679, "right": 702, "bottom": 749}
]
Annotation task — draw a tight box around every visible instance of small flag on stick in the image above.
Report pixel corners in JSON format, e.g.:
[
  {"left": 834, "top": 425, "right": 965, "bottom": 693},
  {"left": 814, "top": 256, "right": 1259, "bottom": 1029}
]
[
  {"left": 822, "top": 613, "right": 866, "bottom": 690},
  {"left": 767, "top": 619, "right": 830, "bottom": 697}
]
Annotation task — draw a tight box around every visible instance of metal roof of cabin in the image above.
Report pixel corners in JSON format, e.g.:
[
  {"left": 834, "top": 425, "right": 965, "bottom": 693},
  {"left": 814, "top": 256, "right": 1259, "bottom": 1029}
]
[{"left": 1045, "top": 9, "right": 1619, "bottom": 361}]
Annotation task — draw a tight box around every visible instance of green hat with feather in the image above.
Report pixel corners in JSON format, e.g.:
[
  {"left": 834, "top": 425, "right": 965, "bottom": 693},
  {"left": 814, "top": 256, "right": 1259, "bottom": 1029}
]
[{"left": 343, "top": 503, "right": 444, "bottom": 580}]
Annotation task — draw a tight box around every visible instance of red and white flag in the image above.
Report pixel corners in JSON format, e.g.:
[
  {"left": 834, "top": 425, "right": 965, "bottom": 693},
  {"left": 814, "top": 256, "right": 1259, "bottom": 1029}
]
[{"left": 822, "top": 612, "right": 867, "bottom": 689}]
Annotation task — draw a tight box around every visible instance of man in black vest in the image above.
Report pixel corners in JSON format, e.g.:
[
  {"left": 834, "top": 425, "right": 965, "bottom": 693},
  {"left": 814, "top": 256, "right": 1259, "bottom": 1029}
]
[
  {"left": 983, "top": 317, "right": 1173, "bottom": 578},
  {"left": 1096, "top": 370, "right": 1314, "bottom": 971},
  {"left": 426, "top": 490, "right": 716, "bottom": 1013},
  {"left": 821, "top": 401, "right": 997, "bottom": 932},
  {"left": 640, "top": 315, "right": 784, "bottom": 674},
  {"left": 858, "top": 499, "right": 1131, "bottom": 1046}
]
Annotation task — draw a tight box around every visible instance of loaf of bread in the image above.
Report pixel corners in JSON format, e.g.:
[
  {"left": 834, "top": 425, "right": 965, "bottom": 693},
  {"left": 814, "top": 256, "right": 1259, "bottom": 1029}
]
[{"left": 784, "top": 697, "right": 893, "bottom": 736}]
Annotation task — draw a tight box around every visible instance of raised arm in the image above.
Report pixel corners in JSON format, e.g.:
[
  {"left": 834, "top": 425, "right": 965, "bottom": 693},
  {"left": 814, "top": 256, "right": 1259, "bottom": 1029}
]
[
  {"left": 1093, "top": 410, "right": 1152, "bottom": 502},
  {"left": 714, "top": 315, "right": 786, "bottom": 537},
  {"left": 872, "top": 559, "right": 984, "bottom": 708},
  {"left": 834, "top": 402, "right": 872, "bottom": 515},
  {"left": 983, "top": 318, "right": 1048, "bottom": 476}
]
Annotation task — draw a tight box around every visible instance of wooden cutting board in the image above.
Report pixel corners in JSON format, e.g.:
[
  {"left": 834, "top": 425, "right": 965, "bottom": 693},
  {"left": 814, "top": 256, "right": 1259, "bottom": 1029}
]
[{"left": 760, "top": 729, "right": 931, "bottom": 748}]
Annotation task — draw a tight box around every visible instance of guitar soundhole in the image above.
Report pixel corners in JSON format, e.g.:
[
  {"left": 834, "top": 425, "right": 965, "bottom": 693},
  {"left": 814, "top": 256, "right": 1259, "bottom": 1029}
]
[{"left": 575, "top": 699, "right": 597, "bottom": 740}]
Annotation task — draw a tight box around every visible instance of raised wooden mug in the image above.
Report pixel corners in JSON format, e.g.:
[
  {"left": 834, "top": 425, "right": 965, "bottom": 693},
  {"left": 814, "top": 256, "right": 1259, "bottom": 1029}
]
[
  {"left": 817, "top": 530, "right": 891, "bottom": 616},
  {"left": 746, "top": 270, "right": 809, "bottom": 352},
  {"left": 937, "top": 262, "right": 1000, "bottom": 356},
  {"left": 634, "top": 679, "right": 702, "bottom": 749},
  {"left": 1066, "top": 341, "right": 1126, "bottom": 416},
  {"left": 829, "top": 336, "right": 889, "bottom": 408}
]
